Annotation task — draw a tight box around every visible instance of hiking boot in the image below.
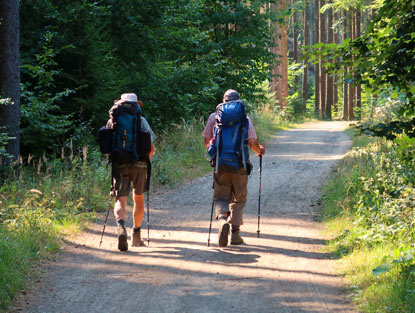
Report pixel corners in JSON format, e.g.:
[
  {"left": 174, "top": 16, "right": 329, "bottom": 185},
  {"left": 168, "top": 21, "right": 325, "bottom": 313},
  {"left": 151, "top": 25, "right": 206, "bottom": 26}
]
[
  {"left": 230, "top": 230, "right": 244, "bottom": 245},
  {"left": 218, "top": 219, "right": 230, "bottom": 248},
  {"left": 131, "top": 231, "right": 145, "bottom": 247},
  {"left": 117, "top": 227, "right": 128, "bottom": 251}
]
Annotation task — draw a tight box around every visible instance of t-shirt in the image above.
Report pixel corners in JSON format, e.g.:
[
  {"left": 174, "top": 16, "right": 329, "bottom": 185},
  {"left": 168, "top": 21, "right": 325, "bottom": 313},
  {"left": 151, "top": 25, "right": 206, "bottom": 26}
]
[{"left": 202, "top": 112, "right": 257, "bottom": 141}]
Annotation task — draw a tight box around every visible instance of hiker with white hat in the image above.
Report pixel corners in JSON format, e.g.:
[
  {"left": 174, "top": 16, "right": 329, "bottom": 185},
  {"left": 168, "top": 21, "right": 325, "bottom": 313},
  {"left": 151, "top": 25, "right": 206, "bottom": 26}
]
[{"left": 106, "top": 93, "right": 156, "bottom": 251}]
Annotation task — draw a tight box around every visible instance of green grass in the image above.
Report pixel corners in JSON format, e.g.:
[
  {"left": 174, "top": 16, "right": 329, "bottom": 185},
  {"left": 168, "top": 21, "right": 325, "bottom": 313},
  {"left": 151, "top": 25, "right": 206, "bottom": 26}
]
[
  {"left": 0, "top": 150, "right": 105, "bottom": 309},
  {"left": 151, "top": 117, "right": 212, "bottom": 186},
  {"left": 322, "top": 127, "right": 415, "bottom": 313}
]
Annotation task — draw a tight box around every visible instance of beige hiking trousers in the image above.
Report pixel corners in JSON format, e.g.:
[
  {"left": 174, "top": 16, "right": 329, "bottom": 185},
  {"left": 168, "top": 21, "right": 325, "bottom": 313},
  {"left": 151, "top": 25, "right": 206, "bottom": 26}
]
[{"left": 213, "top": 168, "right": 248, "bottom": 226}]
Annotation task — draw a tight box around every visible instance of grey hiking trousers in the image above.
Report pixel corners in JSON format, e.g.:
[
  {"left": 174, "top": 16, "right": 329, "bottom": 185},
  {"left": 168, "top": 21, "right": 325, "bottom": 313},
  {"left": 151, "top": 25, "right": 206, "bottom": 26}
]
[{"left": 213, "top": 168, "right": 248, "bottom": 226}]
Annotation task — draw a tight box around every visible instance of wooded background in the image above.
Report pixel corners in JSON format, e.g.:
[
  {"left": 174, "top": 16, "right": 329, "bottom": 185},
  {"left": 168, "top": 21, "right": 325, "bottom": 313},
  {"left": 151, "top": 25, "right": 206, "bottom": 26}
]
[{"left": 1, "top": 0, "right": 414, "bottom": 163}]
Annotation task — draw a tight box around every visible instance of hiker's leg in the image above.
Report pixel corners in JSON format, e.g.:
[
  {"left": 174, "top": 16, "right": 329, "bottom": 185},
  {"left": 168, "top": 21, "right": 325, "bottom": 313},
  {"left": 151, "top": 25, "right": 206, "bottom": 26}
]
[
  {"left": 132, "top": 194, "right": 144, "bottom": 228},
  {"left": 114, "top": 196, "right": 127, "bottom": 224},
  {"left": 228, "top": 171, "right": 248, "bottom": 226},
  {"left": 213, "top": 171, "right": 233, "bottom": 219},
  {"left": 131, "top": 164, "right": 147, "bottom": 228},
  {"left": 113, "top": 164, "right": 131, "bottom": 224}
]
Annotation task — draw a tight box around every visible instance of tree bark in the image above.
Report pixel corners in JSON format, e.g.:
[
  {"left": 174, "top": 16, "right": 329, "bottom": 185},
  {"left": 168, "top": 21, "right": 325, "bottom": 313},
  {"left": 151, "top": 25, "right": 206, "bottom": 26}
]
[
  {"left": 293, "top": 0, "right": 299, "bottom": 91},
  {"left": 314, "top": 0, "right": 320, "bottom": 117},
  {"left": 342, "top": 10, "right": 349, "bottom": 120},
  {"left": 325, "top": 3, "right": 333, "bottom": 119},
  {"left": 347, "top": 9, "right": 354, "bottom": 120},
  {"left": 0, "top": 0, "right": 21, "bottom": 165},
  {"left": 302, "top": 0, "right": 310, "bottom": 105},
  {"left": 272, "top": 0, "right": 288, "bottom": 109},
  {"left": 355, "top": 8, "right": 362, "bottom": 119},
  {"left": 319, "top": 0, "right": 326, "bottom": 118},
  {"left": 333, "top": 11, "right": 340, "bottom": 113}
]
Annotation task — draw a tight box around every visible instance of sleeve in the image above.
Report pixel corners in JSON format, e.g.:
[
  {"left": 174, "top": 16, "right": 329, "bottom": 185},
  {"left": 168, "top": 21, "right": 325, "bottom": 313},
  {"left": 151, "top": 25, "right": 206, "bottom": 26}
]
[
  {"left": 246, "top": 116, "right": 257, "bottom": 140},
  {"left": 202, "top": 113, "right": 216, "bottom": 140},
  {"left": 140, "top": 117, "right": 156, "bottom": 143}
]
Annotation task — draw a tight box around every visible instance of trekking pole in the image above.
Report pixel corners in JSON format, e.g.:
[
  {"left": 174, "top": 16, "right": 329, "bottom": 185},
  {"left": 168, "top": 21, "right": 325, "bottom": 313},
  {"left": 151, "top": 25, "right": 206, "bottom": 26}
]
[
  {"left": 99, "top": 165, "right": 114, "bottom": 248},
  {"left": 146, "top": 159, "right": 152, "bottom": 246},
  {"left": 257, "top": 155, "right": 262, "bottom": 238},
  {"left": 146, "top": 190, "right": 150, "bottom": 246},
  {"left": 207, "top": 173, "right": 215, "bottom": 247}
]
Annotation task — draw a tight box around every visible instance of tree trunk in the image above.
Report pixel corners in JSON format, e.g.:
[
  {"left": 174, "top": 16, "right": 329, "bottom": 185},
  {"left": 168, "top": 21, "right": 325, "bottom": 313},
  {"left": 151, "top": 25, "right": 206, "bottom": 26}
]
[
  {"left": 319, "top": 0, "right": 326, "bottom": 118},
  {"left": 314, "top": 0, "right": 320, "bottom": 117},
  {"left": 355, "top": 8, "right": 362, "bottom": 119},
  {"left": 293, "top": 0, "right": 299, "bottom": 90},
  {"left": 272, "top": 0, "right": 288, "bottom": 109},
  {"left": 342, "top": 10, "right": 348, "bottom": 120},
  {"left": 0, "top": 0, "right": 21, "bottom": 166},
  {"left": 347, "top": 9, "right": 354, "bottom": 120},
  {"left": 333, "top": 11, "right": 340, "bottom": 113},
  {"left": 302, "top": 0, "right": 310, "bottom": 105},
  {"left": 325, "top": 3, "right": 333, "bottom": 119}
]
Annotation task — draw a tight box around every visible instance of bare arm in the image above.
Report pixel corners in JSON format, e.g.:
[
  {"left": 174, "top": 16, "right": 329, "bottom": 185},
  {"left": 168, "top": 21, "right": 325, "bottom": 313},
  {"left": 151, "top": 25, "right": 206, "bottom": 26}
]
[
  {"left": 204, "top": 137, "right": 211, "bottom": 148},
  {"left": 149, "top": 143, "right": 155, "bottom": 161},
  {"left": 247, "top": 138, "right": 265, "bottom": 156}
]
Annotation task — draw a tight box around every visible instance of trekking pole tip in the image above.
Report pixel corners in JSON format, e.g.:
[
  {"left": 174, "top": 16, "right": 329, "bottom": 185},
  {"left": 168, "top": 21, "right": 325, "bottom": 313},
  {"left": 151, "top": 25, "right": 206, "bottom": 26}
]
[{"left": 257, "top": 230, "right": 260, "bottom": 238}]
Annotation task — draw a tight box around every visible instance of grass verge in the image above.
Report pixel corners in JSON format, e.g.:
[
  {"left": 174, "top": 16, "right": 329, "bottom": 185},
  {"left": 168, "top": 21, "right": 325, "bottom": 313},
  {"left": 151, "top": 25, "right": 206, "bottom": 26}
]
[
  {"left": 0, "top": 150, "right": 106, "bottom": 310},
  {"left": 322, "top": 127, "right": 415, "bottom": 313}
]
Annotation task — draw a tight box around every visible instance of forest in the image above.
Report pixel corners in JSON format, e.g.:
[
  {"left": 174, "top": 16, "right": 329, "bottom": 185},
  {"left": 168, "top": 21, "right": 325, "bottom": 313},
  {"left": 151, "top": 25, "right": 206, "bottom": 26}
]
[{"left": 1, "top": 0, "right": 415, "bottom": 312}]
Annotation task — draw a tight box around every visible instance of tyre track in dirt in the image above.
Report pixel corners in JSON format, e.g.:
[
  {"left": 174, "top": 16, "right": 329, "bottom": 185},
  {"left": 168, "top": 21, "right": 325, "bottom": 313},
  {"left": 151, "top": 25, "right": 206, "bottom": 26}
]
[{"left": 10, "top": 121, "right": 357, "bottom": 313}]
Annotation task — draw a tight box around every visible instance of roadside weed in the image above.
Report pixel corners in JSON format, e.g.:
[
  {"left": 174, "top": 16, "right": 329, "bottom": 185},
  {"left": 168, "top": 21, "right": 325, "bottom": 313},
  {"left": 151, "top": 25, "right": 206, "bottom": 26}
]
[{"left": 323, "top": 127, "right": 415, "bottom": 312}]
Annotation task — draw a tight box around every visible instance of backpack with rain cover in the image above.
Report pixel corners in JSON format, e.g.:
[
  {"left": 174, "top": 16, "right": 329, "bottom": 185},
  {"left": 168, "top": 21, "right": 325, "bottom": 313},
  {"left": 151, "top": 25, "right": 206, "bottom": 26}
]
[{"left": 207, "top": 100, "right": 250, "bottom": 173}]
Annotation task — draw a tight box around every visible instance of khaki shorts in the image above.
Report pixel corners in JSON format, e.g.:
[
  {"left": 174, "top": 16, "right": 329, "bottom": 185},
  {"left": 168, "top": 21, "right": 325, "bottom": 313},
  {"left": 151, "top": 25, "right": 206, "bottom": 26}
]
[{"left": 113, "top": 162, "right": 148, "bottom": 197}]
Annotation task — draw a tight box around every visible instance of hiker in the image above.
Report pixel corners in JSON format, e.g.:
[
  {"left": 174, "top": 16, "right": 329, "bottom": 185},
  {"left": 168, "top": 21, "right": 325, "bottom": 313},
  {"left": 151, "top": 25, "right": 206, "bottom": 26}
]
[
  {"left": 106, "top": 93, "right": 156, "bottom": 251},
  {"left": 203, "top": 89, "right": 265, "bottom": 247}
]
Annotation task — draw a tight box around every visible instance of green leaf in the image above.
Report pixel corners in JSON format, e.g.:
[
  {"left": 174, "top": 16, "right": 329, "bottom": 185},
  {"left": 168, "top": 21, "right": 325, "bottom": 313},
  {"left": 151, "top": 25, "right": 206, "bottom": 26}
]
[{"left": 372, "top": 263, "right": 391, "bottom": 275}]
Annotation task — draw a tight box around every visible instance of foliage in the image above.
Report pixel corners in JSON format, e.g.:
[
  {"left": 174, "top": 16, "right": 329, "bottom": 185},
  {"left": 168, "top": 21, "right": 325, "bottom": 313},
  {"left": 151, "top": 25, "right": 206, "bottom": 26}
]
[
  {"left": 152, "top": 117, "right": 212, "bottom": 186},
  {"left": 356, "top": 118, "right": 415, "bottom": 140},
  {"left": 322, "top": 127, "right": 415, "bottom": 312},
  {"left": 286, "top": 60, "right": 306, "bottom": 115},
  {"left": 0, "top": 99, "right": 14, "bottom": 164},
  {"left": 20, "top": 32, "right": 74, "bottom": 156},
  {"left": 306, "top": 0, "right": 415, "bottom": 117},
  {"left": 20, "top": 0, "right": 275, "bottom": 154},
  {"left": 0, "top": 147, "right": 107, "bottom": 309}
]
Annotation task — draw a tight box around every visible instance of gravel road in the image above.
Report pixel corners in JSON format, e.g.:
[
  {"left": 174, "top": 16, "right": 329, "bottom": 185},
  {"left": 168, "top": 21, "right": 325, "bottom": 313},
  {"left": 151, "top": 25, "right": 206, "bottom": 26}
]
[{"left": 10, "top": 121, "right": 356, "bottom": 313}]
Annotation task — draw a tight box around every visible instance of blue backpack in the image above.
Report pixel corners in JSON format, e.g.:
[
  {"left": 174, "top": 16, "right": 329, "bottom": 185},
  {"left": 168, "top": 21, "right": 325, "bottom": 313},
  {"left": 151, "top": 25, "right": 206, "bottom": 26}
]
[
  {"left": 110, "top": 102, "right": 142, "bottom": 164},
  {"left": 207, "top": 100, "right": 249, "bottom": 172}
]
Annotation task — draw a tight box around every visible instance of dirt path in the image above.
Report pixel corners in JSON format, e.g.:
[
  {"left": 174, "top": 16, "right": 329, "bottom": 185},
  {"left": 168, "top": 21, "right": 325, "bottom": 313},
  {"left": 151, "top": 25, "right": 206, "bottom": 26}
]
[{"left": 11, "top": 121, "right": 356, "bottom": 313}]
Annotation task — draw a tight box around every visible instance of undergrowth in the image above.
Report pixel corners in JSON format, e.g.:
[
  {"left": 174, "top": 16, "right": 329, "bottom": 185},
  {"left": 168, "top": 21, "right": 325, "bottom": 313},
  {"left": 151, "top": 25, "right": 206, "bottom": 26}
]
[
  {"left": 0, "top": 147, "right": 107, "bottom": 309},
  {"left": 322, "top": 127, "right": 415, "bottom": 313}
]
